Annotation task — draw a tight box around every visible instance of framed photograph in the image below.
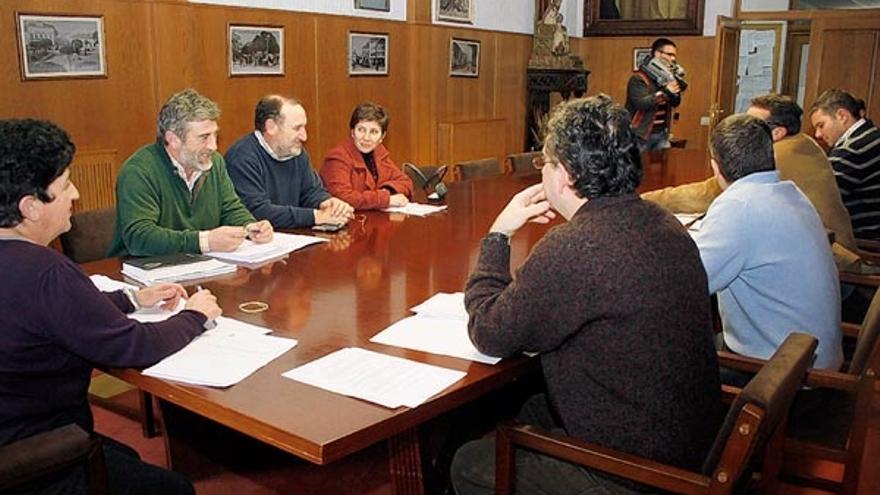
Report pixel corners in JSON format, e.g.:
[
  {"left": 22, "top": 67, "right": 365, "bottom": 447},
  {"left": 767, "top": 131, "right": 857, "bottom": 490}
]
[
  {"left": 16, "top": 13, "right": 107, "bottom": 80},
  {"left": 354, "top": 0, "right": 391, "bottom": 12},
  {"left": 449, "top": 38, "right": 479, "bottom": 77},
  {"left": 437, "top": 0, "right": 474, "bottom": 23},
  {"left": 349, "top": 32, "right": 388, "bottom": 76},
  {"left": 633, "top": 47, "right": 652, "bottom": 71},
  {"left": 228, "top": 24, "right": 284, "bottom": 77}
]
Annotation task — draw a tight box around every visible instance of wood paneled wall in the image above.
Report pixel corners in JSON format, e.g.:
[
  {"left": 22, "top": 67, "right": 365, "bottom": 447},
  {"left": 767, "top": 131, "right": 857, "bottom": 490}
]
[{"left": 3, "top": 0, "right": 717, "bottom": 207}]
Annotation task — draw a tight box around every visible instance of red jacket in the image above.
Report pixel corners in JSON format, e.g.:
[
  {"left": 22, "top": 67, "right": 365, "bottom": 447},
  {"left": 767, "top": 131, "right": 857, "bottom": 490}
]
[{"left": 320, "top": 137, "right": 413, "bottom": 210}]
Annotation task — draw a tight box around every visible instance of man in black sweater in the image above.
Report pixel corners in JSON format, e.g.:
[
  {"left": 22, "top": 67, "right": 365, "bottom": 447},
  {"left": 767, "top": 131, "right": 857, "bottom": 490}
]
[{"left": 451, "top": 95, "right": 722, "bottom": 494}]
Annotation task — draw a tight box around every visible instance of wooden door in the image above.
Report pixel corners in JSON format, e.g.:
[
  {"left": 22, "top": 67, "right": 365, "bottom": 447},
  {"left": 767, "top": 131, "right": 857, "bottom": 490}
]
[{"left": 709, "top": 16, "right": 742, "bottom": 132}]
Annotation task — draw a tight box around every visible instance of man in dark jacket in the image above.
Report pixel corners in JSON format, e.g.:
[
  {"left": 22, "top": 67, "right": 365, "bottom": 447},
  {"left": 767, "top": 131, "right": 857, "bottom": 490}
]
[{"left": 626, "top": 37, "right": 684, "bottom": 152}]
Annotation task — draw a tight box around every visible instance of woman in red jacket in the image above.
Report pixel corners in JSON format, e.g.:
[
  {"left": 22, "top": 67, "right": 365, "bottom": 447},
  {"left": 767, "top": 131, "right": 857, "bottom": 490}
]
[{"left": 320, "top": 102, "right": 414, "bottom": 210}]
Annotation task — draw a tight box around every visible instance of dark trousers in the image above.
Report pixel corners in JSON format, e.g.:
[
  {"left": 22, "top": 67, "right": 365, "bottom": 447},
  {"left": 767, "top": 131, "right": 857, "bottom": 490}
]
[
  {"left": 450, "top": 394, "right": 646, "bottom": 495},
  {"left": 9, "top": 433, "right": 194, "bottom": 495}
]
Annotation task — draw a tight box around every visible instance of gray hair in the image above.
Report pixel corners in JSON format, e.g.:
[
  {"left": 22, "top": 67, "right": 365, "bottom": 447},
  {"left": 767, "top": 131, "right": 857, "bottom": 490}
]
[{"left": 156, "top": 88, "right": 220, "bottom": 144}]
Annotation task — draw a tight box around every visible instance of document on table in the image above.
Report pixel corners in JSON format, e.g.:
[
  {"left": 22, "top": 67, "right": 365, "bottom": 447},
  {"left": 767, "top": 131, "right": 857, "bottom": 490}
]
[
  {"left": 383, "top": 202, "right": 448, "bottom": 217},
  {"left": 674, "top": 213, "right": 705, "bottom": 231},
  {"left": 143, "top": 320, "right": 294, "bottom": 387},
  {"left": 207, "top": 232, "right": 327, "bottom": 264},
  {"left": 282, "top": 347, "right": 466, "bottom": 409},
  {"left": 370, "top": 292, "right": 501, "bottom": 365}
]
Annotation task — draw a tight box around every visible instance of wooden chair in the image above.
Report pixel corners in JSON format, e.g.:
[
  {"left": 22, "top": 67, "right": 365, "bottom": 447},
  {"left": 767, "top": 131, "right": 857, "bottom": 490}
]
[
  {"left": 504, "top": 151, "right": 541, "bottom": 176},
  {"left": 59, "top": 207, "right": 157, "bottom": 439},
  {"left": 0, "top": 424, "right": 108, "bottom": 495},
  {"left": 453, "top": 158, "right": 502, "bottom": 181},
  {"left": 719, "top": 286, "right": 880, "bottom": 494},
  {"left": 495, "top": 333, "right": 818, "bottom": 495}
]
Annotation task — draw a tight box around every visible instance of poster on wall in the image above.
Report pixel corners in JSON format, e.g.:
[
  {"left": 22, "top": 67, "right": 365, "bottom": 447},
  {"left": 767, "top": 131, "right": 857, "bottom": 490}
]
[
  {"left": 449, "top": 38, "right": 479, "bottom": 77},
  {"left": 229, "top": 24, "right": 284, "bottom": 77},
  {"left": 437, "top": 0, "right": 474, "bottom": 23},
  {"left": 349, "top": 32, "right": 389, "bottom": 76},
  {"left": 16, "top": 13, "right": 107, "bottom": 80}
]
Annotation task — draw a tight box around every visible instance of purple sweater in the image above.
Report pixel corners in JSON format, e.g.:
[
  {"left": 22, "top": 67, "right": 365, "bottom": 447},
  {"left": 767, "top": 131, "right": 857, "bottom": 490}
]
[
  {"left": 466, "top": 194, "right": 722, "bottom": 473},
  {"left": 0, "top": 240, "right": 205, "bottom": 446}
]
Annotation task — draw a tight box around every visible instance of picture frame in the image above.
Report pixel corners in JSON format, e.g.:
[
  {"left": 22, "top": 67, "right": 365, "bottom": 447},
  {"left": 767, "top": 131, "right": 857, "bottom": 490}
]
[
  {"left": 228, "top": 24, "right": 284, "bottom": 77},
  {"left": 16, "top": 13, "right": 107, "bottom": 80},
  {"left": 354, "top": 0, "right": 391, "bottom": 12},
  {"left": 437, "top": 0, "right": 474, "bottom": 24},
  {"left": 349, "top": 32, "right": 388, "bottom": 76},
  {"left": 633, "top": 47, "right": 652, "bottom": 71},
  {"left": 449, "top": 38, "right": 479, "bottom": 78}
]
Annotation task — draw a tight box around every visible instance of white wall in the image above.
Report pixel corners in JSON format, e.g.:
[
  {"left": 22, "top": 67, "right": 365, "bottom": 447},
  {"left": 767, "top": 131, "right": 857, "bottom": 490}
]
[
  {"left": 432, "top": 0, "right": 536, "bottom": 34},
  {"left": 739, "top": 0, "right": 790, "bottom": 12},
  {"left": 190, "top": 0, "right": 407, "bottom": 21}
]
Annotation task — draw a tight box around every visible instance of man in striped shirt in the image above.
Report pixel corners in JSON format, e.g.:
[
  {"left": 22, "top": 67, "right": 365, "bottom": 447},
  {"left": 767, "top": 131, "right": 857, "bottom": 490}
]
[{"left": 810, "top": 89, "right": 880, "bottom": 240}]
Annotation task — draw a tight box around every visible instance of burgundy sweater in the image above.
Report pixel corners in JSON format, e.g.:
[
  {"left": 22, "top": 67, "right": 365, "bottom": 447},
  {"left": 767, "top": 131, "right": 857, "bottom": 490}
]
[
  {"left": 466, "top": 194, "right": 722, "bottom": 473},
  {"left": 0, "top": 240, "right": 205, "bottom": 446}
]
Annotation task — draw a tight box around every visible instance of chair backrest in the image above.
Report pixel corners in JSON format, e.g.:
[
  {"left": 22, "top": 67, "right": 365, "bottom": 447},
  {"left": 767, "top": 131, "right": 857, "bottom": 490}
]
[
  {"left": 453, "top": 157, "right": 501, "bottom": 181},
  {"left": 505, "top": 151, "right": 542, "bottom": 175},
  {"left": 847, "top": 286, "right": 880, "bottom": 375},
  {"left": 701, "top": 333, "right": 818, "bottom": 479},
  {"left": 402, "top": 163, "right": 444, "bottom": 189},
  {"left": 59, "top": 206, "right": 116, "bottom": 264}
]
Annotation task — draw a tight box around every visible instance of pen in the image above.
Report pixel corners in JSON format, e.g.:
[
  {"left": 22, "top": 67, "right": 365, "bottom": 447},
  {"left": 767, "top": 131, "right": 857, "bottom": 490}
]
[
  {"left": 196, "top": 285, "right": 217, "bottom": 330},
  {"left": 245, "top": 225, "right": 261, "bottom": 240}
]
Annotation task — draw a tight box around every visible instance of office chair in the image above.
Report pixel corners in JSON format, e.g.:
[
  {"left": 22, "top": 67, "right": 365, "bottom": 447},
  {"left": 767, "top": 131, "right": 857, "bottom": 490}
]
[{"left": 496, "top": 333, "right": 818, "bottom": 495}]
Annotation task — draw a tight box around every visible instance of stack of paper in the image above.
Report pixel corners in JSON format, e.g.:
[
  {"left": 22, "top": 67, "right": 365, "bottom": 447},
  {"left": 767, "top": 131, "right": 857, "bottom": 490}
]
[
  {"left": 383, "top": 202, "right": 448, "bottom": 217},
  {"left": 370, "top": 292, "right": 501, "bottom": 365},
  {"left": 91, "top": 274, "right": 185, "bottom": 322},
  {"left": 207, "top": 232, "right": 327, "bottom": 264},
  {"left": 121, "top": 254, "right": 236, "bottom": 285},
  {"left": 143, "top": 318, "right": 295, "bottom": 387},
  {"left": 282, "top": 347, "right": 466, "bottom": 409}
]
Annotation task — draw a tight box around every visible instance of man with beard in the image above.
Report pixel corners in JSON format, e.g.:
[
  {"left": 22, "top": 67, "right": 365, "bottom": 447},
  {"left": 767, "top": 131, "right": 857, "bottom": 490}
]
[
  {"left": 226, "top": 95, "right": 353, "bottom": 228},
  {"left": 109, "top": 88, "right": 273, "bottom": 257}
]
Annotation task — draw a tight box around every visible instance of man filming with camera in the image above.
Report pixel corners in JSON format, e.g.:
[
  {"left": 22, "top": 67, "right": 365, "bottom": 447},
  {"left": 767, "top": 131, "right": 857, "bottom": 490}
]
[{"left": 626, "top": 38, "right": 686, "bottom": 152}]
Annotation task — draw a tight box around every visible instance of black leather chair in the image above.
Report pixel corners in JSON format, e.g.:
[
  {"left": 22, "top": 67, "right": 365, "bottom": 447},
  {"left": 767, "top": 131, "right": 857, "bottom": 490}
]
[
  {"left": 59, "top": 207, "right": 116, "bottom": 263},
  {"left": 453, "top": 158, "right": 502, "bottom": 181}
]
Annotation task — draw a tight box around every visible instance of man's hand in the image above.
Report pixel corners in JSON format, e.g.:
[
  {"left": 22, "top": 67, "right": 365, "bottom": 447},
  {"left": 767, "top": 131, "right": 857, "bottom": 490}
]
[
  {"left": 245, "top": 220, "right": 273, "bottom": 244},
  {"left": 489, "top": 184, "right": 556, "bottom": 237},
  {"left": 665, "top": 80, "right": 681, "bottom": 94},
  {"left": 186, "top": 288, "right": 222, "bottom": 321},
  {"left": 314, "top": 208, "right": 350, "bottom": 226},
  {"left": 136, "top": 283, "right": 187, "bottom": 310},
  {"left": 207, "top": 226, "right": 247, "bottom": 252},
  {"left": 389, "top": 194, "right": 409, "bottom": 207},
  {"left": 320, "top": 197, "right": 354, "bottom": 219}
]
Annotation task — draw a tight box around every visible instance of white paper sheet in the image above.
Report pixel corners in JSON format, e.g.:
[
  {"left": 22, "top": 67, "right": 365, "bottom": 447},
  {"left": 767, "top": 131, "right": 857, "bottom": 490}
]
[
  {"left": 371, "top": 316, "right": 500, "bottom": 365},
  {"left": 382, "top": 203, "right": 448, "bottom": 217},
  {"left": 282, "top": 347, "right": 466, "bottom": 409},
  {"left": 207, "top": 232, "right": 327, "bottom": 264},
  {"left": 143, "top": 323, "right": 295, "bottom": 387},
  {"left": 409, "top": 292, "right": 467, "bottom": 321},
  {"left": 121, "top": 258, "right": 237, "bottom": 286}
]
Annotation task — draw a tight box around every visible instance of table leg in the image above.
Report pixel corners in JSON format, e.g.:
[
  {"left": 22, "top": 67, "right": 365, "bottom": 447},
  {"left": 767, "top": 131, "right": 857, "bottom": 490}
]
[{"left": 387, "top": 427, "right": 426, "bottom": 495}]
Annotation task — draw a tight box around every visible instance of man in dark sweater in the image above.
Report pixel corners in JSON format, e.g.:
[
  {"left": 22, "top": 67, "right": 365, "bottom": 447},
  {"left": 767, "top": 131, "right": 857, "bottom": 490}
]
[
  {"left": 226, "top": 95, "right": 354, "bottom": 228},
  {"left": 450, "top": 95, "right": 722, "bottom": 494},
  {"left": 0, "top": 119, "right": 222, "bottom": 494},
  {"left": 810, "top": 88, "right": 880, "bottom": 240}
]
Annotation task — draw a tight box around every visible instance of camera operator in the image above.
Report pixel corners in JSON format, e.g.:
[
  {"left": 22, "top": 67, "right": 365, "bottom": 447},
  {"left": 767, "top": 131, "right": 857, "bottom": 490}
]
[{"left": 626, "top": 38, "right": 686, "bottom": 152}]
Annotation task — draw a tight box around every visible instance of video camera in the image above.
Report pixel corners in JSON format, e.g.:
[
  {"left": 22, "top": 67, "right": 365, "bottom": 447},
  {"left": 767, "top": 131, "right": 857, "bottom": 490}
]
[{"left": 640, "top": 56, "right": 688, "bottom": 93}]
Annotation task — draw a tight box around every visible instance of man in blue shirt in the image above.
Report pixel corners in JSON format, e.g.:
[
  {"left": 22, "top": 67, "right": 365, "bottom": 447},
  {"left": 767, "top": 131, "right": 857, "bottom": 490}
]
[{"left": 694, "top": 113, "right": 842, "bottom": 376}]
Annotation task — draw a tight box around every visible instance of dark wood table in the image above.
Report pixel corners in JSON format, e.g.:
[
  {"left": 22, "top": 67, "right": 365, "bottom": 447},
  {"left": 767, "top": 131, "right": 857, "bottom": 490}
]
[{"left": 84, "top": 150, "right": 710, "bottom": 493}]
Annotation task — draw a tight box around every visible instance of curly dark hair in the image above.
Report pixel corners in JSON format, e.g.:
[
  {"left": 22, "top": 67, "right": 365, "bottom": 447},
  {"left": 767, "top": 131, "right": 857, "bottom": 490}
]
[
  {"left": 750, "top": 93, "right": 802, "bottom": 135},
  {"left": 710, "top": 113, "right": 775, "bottom": 183},
  {"left": 0, "top": 119, "right": 76, "bottom": 228},
  {"left": 543, "top": 94, "right": 642, "bottom": 198}
]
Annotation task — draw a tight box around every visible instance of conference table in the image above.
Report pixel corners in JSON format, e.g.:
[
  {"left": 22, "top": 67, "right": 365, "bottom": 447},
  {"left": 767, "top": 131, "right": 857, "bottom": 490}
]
[{"left": 84, "top": 150, "right": 709, "bottom": 494}]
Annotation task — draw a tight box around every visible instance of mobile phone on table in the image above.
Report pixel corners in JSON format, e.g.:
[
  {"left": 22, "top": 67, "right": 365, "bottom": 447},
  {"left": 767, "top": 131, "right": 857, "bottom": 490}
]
[{"left": 312, "top": 223, "right": 344, "bottom": 232}]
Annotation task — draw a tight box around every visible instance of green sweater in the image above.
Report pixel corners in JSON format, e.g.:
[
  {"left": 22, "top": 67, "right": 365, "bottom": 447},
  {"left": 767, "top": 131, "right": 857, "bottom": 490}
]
[{"left": 108, "top": 144, "right": 255, "bottom": 257}]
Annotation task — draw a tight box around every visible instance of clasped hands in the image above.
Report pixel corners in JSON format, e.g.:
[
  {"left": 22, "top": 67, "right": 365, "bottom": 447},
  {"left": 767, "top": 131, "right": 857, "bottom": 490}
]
[
  {"left": 208, "top": 220, "right": 274, "bottom": 252},
  {"left": 489, "top": 183, "right": 556, "bottom": 237},
  {"left": 134, "top": 283, "right": 222, "bottom": 320},
  {"left": 315, "top": 197, "right": 355, "bottom": 226}
]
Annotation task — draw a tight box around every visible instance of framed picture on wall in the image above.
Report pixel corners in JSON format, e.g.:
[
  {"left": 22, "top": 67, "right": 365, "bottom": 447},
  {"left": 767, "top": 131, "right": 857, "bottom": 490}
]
[
  {"left": 16, "top": 13, "right": 107, "bottom": 80},
  {"left": 228, "top": 24, "right": 284, "bottom": 77},
  {"left": 349, "top": 32, "right": 388, "bottom": 76},
  {"left": 437, "top": 0, "right": 474, "bottom": 23},
  {"left": 355, "top": 0, "right": 391, "bottom": 12},
  {"left": 449, "top": 38, "right": 479, "bottom": 77},
  {"left": 633, "top": 47, "right": 652, "bottom": 71}
]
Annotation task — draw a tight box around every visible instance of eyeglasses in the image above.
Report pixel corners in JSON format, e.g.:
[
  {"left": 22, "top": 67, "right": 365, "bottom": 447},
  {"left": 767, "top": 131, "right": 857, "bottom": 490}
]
[
  {"left": 658, "top": 51, "right": 677, "bottom": 58},
  {"left": 532, "top": 155, "right": 559, "bottom": 170}
]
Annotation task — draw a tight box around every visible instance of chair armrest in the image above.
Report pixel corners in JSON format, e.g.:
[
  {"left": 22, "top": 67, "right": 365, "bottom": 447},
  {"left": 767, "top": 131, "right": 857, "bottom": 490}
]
[
  {"left": 841, "top": 322, "right": 861, "bottom": 338},
  {"left": 717, "top": 350, "right": 765, "bottom": 374},
  {"left": 497, "top": 422, "right": 710, "bottom": 494},
  {"left": 0, "top": 424, "right": 95, "bottom": 490},
  {"left": 839, "top": 271, "right": 880, "bottom": 288},
  {"left": 718, "top": 351, "right": 860, "bottom": 391},
  {"left": 857, "top": 238, "right": 880, "bottom": 254}
]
